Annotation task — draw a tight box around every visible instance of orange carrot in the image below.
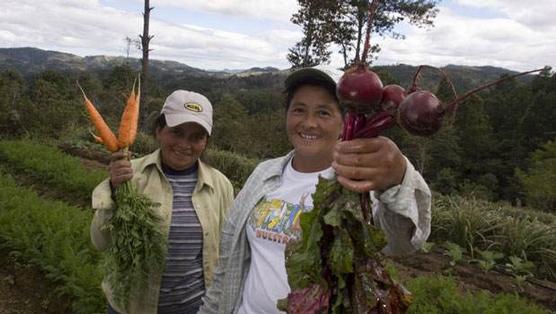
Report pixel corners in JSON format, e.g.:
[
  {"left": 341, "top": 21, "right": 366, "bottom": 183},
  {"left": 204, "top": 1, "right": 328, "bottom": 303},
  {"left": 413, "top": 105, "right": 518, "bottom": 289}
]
[
  {"left": 88, "top": 129, "right": 104, "bottom": 144},
  {"left": 77, "top": 81, "right": 120, "bottom": 152},
  {"left": 118, "top": 77, "right": 141, "bottom": 148}
]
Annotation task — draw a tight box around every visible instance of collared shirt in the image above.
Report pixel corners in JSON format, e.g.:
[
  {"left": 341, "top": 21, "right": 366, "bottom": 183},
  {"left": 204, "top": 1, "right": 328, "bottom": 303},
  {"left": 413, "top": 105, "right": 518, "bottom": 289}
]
[
  {"left": 91, "top": 149, "right": 234, "bottom": 314},
  {"left": 199, "top": 151, "right": 432, "bottom": 314}
]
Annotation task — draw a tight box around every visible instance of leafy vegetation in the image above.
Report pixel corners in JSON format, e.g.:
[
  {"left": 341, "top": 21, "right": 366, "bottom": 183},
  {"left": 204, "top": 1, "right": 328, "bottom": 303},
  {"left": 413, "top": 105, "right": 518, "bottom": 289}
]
[
  {"left": 0, "top": 171, "right": 104, "bottom": 313},
  {"left": 0, "top": 139, "right": 107, "bottom": 205},
  {"left": 405, "top": 275, "right": 547, "bottom": 314},
  {"left": 431, "top": 195, "right": 556, "bottom": 280}
]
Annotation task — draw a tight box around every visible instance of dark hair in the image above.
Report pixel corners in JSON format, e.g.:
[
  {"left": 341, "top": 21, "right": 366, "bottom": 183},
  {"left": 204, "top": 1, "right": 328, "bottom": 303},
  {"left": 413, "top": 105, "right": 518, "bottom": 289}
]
[
  {"left": 284, "top": 77, "right": 340, "bottom": 112},
  {"left": 152, "top": 114, "right": 167, "bottom": 136}
]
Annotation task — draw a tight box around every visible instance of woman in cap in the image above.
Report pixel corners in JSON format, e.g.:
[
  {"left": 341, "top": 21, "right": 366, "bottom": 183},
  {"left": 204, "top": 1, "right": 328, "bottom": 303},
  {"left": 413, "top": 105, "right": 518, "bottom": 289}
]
[
  {"left": 91, "top": 90, "right": 234, "bottom": 314},
  {"left": 199, "top": 67, "right": 431, "bottom": 314}
]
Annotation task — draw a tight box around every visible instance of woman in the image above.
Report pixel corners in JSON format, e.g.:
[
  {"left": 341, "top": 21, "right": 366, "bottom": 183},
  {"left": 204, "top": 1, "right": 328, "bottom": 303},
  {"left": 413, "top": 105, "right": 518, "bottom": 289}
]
[
  {"left": 91, "top": 90, "right": 235, "bottom": 314},
  {"left": 199, "top": 67, "right": 432, "bottom": 314}
]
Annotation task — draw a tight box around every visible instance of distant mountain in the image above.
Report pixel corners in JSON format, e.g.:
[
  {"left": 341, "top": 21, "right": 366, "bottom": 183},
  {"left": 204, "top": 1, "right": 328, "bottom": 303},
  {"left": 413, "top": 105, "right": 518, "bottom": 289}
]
[
  {"left": 374, "top": 63, "right": 532, "bottom": 92},
  {"left": 0, "top": 47, "right": 229, "bottom": 78},
  {"left": 0, "top": 47, "right": 533, "bottom": 92}
]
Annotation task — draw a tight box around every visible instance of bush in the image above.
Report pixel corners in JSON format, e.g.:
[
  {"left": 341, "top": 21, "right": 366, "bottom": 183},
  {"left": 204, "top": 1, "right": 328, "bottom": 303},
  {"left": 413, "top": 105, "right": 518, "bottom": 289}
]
[
  {"left": 517, "top": 140, "right": 556, "bottom": 212},
  {"left": 204, "top": 148, "right": 258, "bottom": 192}
]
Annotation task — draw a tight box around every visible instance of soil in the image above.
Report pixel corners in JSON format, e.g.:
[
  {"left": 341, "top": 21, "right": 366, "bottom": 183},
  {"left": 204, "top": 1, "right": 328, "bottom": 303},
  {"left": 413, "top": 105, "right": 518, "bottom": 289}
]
[
  {"left": 390, "top": 248, "right": 556, "bottom": 310},
  {"left": 1, "top": 150, "right": 554, "bottom": 313},
  {"left": 0, "top": 249, "right": 71, "bottom": 314}
]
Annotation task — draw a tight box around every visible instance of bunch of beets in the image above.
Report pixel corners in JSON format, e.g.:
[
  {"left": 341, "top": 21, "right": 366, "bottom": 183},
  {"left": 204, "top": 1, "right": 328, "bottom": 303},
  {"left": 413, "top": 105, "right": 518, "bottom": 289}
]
[{"left": 279, "top": 0, "right": 542, "bottom": 313}]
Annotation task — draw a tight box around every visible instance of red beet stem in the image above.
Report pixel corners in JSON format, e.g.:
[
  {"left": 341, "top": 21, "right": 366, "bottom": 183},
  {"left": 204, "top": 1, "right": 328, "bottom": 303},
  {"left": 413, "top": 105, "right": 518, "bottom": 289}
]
[
  {"left": 343, "top": 112, "right": 357, "bottom": 141},
  {"left": 445, "top": 68, "right": 544, "bottom": 116},
  {"left": 410, "top": 65, "right": 458, "bottom": 100},
  {"left": 360, "top": 0, "right": 381, "bottom": 65},
  {"left": 409, "top": 65, "right": 425, "bottom": 92}
]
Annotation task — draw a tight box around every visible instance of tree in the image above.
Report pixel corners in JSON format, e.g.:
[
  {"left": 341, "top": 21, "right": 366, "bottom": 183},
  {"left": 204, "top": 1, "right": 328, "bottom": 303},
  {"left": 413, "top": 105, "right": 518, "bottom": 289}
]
[
  {"left": 124, "top": 36, "right": 141, "bottom": 59},
  {"left": 287, "top": 0, "right": 336, "bottom": 68},
  {"left": 517, "top": 141, "right": 556, "bottom": 211},
  {"left": 140, "top": 0, "right": 154, "bottom": 128},
  {"left": 289, "top": 0, "right": 439, "bottom": 69},
  {"left": 212, "top": 95, "right": 250, "bottom": 152}
]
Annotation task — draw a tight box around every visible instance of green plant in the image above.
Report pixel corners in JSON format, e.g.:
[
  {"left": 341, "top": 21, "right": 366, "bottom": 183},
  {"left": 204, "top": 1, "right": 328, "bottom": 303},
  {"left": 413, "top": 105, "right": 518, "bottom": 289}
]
[
  {"left": 0, "top": 139, "right": 107, "bottom": 205},
  {"left": 444, "top": 241, "right": 464, "bottom": 266},
  {"left": 471, "top": 249, "right": 504, "bottom": 272},
  {"left": 0, "top": 171, "right": 104, "bottom": 313},
  {"left": 505, "top": 255, "right": 536, "bottom": 289},
  {"left": 405, "top": 275, "right": 547, "bottom": 314},
  {"left": 420, "top": 241, "right": 435, "bottom": 253}
]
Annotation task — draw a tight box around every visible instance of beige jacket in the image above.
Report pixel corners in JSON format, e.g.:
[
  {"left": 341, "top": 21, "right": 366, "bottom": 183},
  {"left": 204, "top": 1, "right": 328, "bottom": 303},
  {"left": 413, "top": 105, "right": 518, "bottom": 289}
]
[{"left": 91, "top": 149, "right": 234, "bottom": 314}]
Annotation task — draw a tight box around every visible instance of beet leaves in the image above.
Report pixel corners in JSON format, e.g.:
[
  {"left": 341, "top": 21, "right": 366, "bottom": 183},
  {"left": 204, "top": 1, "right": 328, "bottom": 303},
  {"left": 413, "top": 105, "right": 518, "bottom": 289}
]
[{"left": 279, "top": 178, "right": 411, "bottom": 313}]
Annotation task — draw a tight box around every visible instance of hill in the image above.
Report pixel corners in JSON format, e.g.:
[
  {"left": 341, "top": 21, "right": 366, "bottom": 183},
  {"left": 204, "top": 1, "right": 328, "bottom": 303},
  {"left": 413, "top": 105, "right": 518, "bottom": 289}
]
[{"left": 0, "top": 47, "right": 534, "bottom": 93}]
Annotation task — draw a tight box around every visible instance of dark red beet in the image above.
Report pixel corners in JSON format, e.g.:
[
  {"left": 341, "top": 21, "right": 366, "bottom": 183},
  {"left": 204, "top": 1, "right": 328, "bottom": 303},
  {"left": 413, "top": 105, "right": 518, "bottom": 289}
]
[
  {"left": 381, "top": 84, "right": 406, "bottom": 113},
  {"left": 337, "top": 65, "right": 384, "bottom": 112},
  {"left": 397, "top": 90, "right": 444, "bottom": 136}
]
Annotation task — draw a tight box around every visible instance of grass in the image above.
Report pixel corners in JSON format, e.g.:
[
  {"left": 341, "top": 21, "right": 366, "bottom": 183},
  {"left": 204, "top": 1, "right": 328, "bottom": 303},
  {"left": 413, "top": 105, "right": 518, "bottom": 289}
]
[{"left": 431, "top": 195, "right": 556, "bottom": 281}]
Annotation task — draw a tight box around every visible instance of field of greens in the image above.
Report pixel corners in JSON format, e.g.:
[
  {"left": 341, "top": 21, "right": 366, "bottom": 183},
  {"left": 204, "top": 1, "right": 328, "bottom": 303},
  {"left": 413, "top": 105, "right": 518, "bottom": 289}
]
[{"left": 0, "top": 138, "right": 554, "bottom": 313}]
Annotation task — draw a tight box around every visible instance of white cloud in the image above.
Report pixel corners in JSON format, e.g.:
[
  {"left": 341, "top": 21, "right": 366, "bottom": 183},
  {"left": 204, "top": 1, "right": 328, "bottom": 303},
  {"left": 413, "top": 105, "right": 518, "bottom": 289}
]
[
  {"left": 0, "top": 0, "right": 296, "bottom": 69},
  {"left": 454, "top": 0, "right": 556, "bottom": 31},
  {"left": 140, "top": 0, "right": 298, "bottom": 22},
  {"left": 370, "top": 5, "right": 555, "bottom": 71},
  {"left": 0, "top": 0, "right": 554, "bottom": 71}
]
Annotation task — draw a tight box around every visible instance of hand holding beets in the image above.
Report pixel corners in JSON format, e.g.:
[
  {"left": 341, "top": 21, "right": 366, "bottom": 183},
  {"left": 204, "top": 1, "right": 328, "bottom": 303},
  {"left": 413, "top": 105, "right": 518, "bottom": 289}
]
[{"left": 332, "top": 137, "right": 406, "bottom": 193}]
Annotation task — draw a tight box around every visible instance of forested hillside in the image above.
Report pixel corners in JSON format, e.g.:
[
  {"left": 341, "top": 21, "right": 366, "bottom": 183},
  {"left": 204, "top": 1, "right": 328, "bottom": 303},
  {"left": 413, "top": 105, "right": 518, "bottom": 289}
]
[{"left": 0, "top": 48, "right": 554, "bottom": 208}]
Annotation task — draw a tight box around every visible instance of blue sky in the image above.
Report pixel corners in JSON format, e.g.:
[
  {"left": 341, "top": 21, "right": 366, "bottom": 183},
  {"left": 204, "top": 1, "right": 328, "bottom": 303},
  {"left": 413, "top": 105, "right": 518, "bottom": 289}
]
[{"left": 1, "top": 0, "right": 554, "bottom": 71}]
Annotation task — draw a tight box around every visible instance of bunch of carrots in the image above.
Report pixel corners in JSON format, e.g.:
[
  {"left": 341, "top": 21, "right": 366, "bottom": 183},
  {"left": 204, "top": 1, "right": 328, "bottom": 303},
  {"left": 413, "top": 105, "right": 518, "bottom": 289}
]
[{"left": 78, "top": 79, "right": 166, "bottom": 310}]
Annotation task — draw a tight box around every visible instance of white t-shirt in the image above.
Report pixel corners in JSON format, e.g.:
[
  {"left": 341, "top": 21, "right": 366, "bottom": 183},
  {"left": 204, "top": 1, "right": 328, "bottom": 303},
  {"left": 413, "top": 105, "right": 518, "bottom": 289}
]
[{"left": 238, "top": 159, "right": 334, "bottom": 314}]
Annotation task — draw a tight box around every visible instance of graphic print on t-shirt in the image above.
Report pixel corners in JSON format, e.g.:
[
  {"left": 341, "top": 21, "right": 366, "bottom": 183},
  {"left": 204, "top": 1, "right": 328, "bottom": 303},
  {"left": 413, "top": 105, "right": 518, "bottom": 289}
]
[{"left": 247, "top": 194, "right": 311, "bottom": 245}]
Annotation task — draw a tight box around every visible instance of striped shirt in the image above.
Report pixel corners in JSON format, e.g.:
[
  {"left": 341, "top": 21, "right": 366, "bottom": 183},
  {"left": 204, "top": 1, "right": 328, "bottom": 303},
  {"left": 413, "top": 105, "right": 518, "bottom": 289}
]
[{"left": 158, "top": 164, "right": 205, "bottom": 313}]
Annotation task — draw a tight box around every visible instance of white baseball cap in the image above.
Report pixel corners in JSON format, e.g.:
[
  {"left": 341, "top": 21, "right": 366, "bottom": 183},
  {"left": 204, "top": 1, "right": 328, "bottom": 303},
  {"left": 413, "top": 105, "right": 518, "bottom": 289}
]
[{"left": 161, "top": 90, "right": 213, "bottom": 135}]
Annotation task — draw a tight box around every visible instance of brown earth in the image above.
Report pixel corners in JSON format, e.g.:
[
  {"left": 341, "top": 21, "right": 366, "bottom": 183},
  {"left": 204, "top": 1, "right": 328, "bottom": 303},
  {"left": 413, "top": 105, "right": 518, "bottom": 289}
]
[{"left": 0, "top": 249, "right": 71, "bottom": 314}]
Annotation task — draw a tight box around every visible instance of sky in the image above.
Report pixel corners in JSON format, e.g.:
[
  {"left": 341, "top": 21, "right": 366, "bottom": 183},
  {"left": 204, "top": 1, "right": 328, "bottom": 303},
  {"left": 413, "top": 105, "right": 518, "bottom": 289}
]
[{"left": 1, "top": 0, "right": 554, "bottom": 72}]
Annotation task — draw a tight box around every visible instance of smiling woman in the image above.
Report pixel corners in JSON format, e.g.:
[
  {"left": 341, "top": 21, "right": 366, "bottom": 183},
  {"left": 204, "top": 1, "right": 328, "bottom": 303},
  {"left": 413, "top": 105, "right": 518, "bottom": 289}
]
[
  {"left": 90, "top": 90, "right": 235, "bottom": 314},
  {"left": 199, "top": 67, "right": 432, "bottom": 313}
]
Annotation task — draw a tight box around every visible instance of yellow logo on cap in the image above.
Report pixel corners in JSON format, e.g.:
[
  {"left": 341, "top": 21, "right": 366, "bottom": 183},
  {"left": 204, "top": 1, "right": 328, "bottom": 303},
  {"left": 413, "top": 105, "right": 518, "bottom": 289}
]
[{"left": 184, "top": 102, "right": 203, "bottom": 112}]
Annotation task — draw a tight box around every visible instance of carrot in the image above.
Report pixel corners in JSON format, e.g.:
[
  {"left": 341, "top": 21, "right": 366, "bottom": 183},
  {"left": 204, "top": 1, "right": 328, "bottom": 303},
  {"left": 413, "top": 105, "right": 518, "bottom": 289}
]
[
  {"left": 118, "top": 77, "right": 141, "bottom": 148},
  {"left": 89, "top": 129, "right": 105, "bottom": 144},
  {"left": 77, "top": 81, "right": 120, "bottom": 152}
]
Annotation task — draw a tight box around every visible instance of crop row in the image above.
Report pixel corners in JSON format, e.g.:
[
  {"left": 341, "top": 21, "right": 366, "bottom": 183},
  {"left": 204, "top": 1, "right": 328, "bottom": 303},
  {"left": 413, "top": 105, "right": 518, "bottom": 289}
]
[{"left": 0, "top": 171, "right": 104, "bottom": 313}]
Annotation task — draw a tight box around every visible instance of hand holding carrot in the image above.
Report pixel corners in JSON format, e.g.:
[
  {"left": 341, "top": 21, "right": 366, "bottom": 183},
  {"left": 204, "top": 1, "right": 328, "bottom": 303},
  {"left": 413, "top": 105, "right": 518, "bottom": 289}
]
[{"left": 109, "top": 151, "right": 133, "bottom": 188}]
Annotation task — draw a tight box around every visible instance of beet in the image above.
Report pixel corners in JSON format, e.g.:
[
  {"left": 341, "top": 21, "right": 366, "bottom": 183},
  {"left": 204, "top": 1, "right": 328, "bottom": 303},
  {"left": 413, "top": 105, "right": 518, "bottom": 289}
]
[
  {"left": 397, "top": 90, "right": 443, "bottom": 136},
  {"left": 381, "top": 84, "right": 406, "bottom": 113},
  {"left": 337, "top": 65, "right": 384, "bottom": 112}
]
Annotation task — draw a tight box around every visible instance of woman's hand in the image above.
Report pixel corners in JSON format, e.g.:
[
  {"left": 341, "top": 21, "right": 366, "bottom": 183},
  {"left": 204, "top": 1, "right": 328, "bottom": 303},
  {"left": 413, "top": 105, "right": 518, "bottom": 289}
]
[
  {"left": 332, "top": 137, "right": 407, "bottom": 193},
  {"left": 109, "top": 150, "right": 133, "bottom": 189}
]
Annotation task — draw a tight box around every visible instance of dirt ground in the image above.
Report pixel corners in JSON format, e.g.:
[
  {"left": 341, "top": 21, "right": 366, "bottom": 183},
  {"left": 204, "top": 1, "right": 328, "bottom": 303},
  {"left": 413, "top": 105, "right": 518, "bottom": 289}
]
[{"left": 0, "top": 249, "right": 71, "bottom": 314}]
